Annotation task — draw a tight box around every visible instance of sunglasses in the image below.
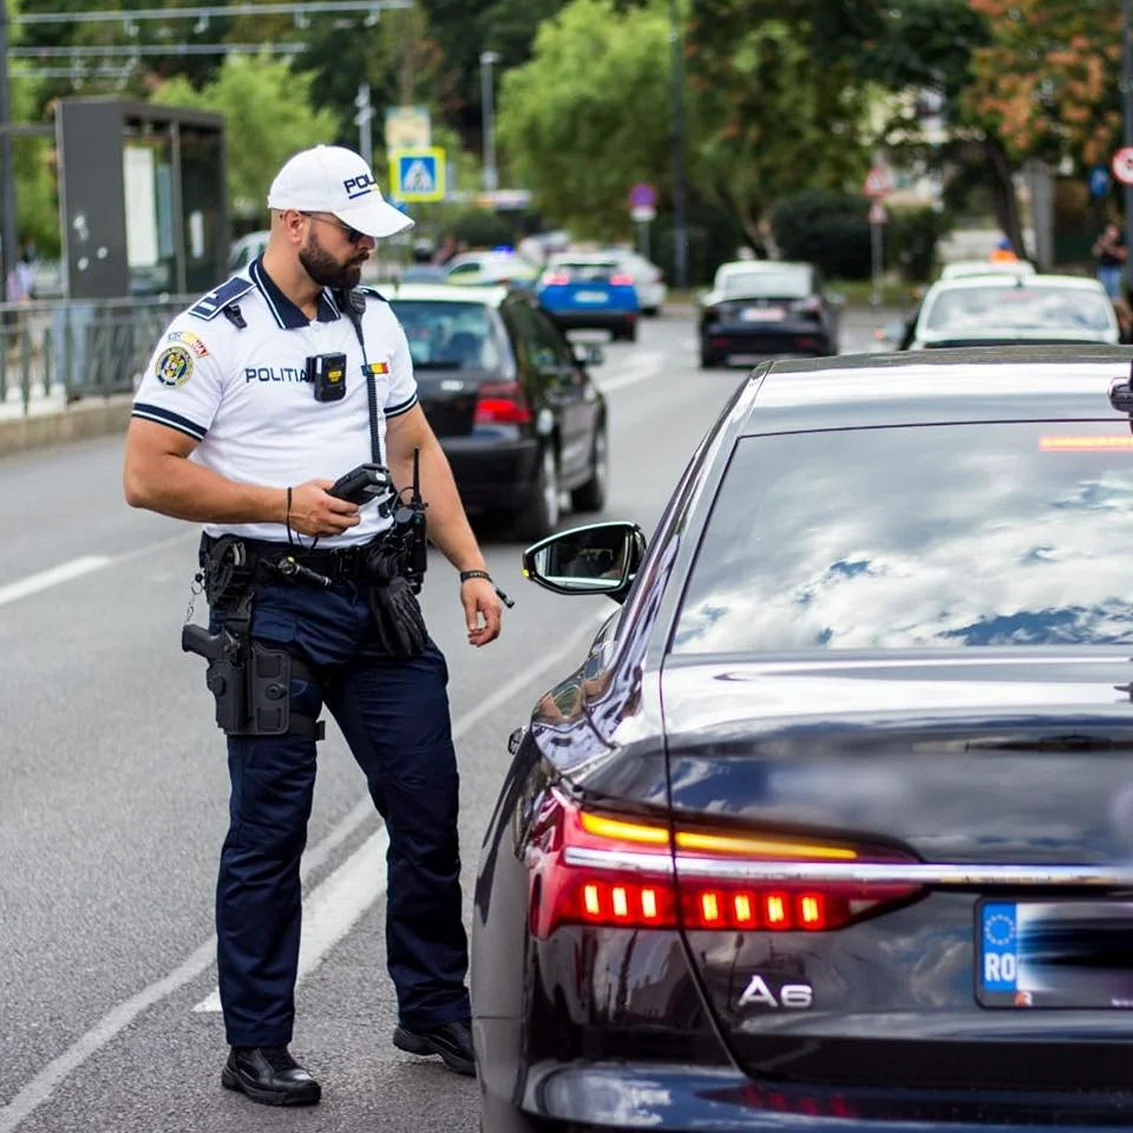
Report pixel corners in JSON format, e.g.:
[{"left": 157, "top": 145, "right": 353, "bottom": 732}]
[{"left": 303, "top": 212, "right": 366, "bottom": 245}]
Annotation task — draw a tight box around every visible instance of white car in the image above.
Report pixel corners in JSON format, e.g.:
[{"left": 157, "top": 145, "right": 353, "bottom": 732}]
[
  {"left": 907, "top": 274, "right": 1120, "bottom": 349},
  {"left": 227, "top": 230, "right": 269, "bottom": 274},
  {"left": 444, "top": 250, "right": 539, "bottom": 287},
  {"left": 606, "top": 249, "right": 667, "bottom": 315},
  {"left": 939, "top": 258, "right": 1037, "bottom": 281}
]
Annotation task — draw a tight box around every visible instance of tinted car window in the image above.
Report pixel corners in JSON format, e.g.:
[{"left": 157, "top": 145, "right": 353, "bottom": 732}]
[
  {"left": 925, "top": 285, "right": 1113, "bottom": 335},
  {"left": 509, "top": 302, "right": 569, "bottom": 370},
  {"left": 674, "top": 423, "right": 1133, "bottom": 653},
  {"left": 388, "top": 299, "right": 502, "bottom": 371}
]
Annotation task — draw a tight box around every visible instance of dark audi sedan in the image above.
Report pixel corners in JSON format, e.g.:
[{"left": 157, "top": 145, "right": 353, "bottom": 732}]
[
  {"left": 698, "top": 261, "right": 840, "bottom": 368},
  {"left": 473, "top": 346, "right": 1133, "bottom": 1131},
  {"left": 389, "top": 282, "right": 608, "bottom": 540}
]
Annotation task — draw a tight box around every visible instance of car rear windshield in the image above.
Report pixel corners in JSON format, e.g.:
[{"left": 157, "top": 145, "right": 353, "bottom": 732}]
[
  {"left": 722, "top": 268, "right": 811, "bottom": 299},
  {"left": 673, "top": 422, "right": 1133, "bottom": 653},
  {"left": 551, "top": 261, "right": 620, "bottom": 282},
  {"left": 388, "top": 299, "right": 502, "bottom": 371},
  {"left": 925, "top": 284, "right": 1112, "bottom": 335}
]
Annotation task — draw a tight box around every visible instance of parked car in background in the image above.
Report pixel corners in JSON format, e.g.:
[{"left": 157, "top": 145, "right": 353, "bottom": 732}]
[
  {"left": 473, "top": 344, "right": 1133, "bottom": 1132},
  {"left": 227, "top": 230, "right": 269, "bottom": 274},
  {"left": 606, "top": 248, "right": 667, "bottom": 315},
  {"left": 386, "top": 282, "right": 608, "bottom": 539},
  {"left": 902, "top": 274, "right": 1120, "bottom": 349},
  {"left": 444, "top": 250, "right": 539, "bottom": 288},
  {"left": 535, "top": 252, "right": 640, "bottom": 341},
  {"left": 698, "top": 260, "right": 841, "bottom": 367}
]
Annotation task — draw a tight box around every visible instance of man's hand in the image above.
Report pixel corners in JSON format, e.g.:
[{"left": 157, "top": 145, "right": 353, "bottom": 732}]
[
  {"left": 288, "top": 479, "right": 361, "bottom": 536},
  {"left": 461, "top": 577, "right": 503, "bottom": 646}
]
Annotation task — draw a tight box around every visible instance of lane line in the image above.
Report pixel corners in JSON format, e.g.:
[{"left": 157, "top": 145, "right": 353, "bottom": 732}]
[
  {"left": 191, "top": 604, "right": 611, "bottom": 1014},
  {"left": 0, "top": 556, "right": 112, "bottom": 609},
  {"left": 193, "top": 828, "right": 391, "bottom": 1014},
  {"left": 0, "top": 606, "right": 610, "bottom": 1131},
  {"left": 594, "top": 350, "right": 665, "bottom": 393}
]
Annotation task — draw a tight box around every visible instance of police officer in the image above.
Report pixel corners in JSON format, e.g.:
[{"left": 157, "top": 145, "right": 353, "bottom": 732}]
[{"left": 123, "top": 145, "right": 503, "bottom": 1106}]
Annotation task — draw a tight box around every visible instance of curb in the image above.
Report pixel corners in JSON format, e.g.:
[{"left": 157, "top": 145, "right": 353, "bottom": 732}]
[{"left": 0, "top": 394, "right": 133, "bottom": 458}]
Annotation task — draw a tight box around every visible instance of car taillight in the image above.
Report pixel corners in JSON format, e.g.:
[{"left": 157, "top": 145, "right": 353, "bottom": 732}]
[
  {"left": 474, "top": 381, "right": 532, "bottom": 425},
  {"left": 543, "top": 273, "right": 570, "bottom": 286},
  {"left": 610, "top": 274, "right": 635, "bottom": 286},
  {"left": 526, "top": 789, "right": 921, "bottom": 940}
]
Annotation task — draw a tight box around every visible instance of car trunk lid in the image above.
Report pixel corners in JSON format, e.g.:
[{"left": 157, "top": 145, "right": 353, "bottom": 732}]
[{"left": 660, "top": 652, "right": 1133, "bottom": 1095}]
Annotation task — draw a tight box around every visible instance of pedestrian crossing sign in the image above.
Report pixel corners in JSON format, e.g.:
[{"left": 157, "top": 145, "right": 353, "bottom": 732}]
[{"left": 390, "top": 147, "right": 446, "bottom": 202}]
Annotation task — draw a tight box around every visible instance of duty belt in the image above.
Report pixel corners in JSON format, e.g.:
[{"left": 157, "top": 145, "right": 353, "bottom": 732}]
[{"left": 200, "top": 533, "right": 383, "bottom": 584}]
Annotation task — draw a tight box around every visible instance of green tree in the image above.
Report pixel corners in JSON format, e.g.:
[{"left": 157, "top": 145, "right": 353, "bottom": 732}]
[
  {"left": 688, "top": 1, "right": 873, "bottom": 243},
  {"left": 495, "top": 0, "right": 673, "bottom": 240},
  {"left": 150, "top": 54, "right": 337, "bottom": 222},
  {"left": 418, "top": 0, "right": 570, "bottom": 146}
]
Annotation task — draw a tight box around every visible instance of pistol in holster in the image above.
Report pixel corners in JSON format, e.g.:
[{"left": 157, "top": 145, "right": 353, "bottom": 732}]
[{"left": 182, "top": 535, "right": 315, "bottom": 738}]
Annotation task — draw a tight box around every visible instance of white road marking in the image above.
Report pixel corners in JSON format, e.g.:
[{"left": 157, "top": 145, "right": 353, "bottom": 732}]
[
  {"left": 0, "top": 606, "right": 610, "bottom": 1131},
  {"left": 594, "top": 350, "right": 665, "bottom": 392},
  {"left": 0, "top": 556, "right": 112, "bottom": 608},
  {"left": 193, "top": 828, "right": 391, "bottom": 1014}
]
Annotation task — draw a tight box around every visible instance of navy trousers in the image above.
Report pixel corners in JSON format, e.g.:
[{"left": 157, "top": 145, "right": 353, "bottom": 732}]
[{"left": 213, "top": 577, "right": 469, "bottom": 1048}]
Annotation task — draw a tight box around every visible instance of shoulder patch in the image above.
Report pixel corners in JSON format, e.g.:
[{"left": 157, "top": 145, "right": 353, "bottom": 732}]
[
  {"left": 154, "top": 344, "right": 195, "bottom": 387},
  {"left": 188, "top": 277, "right": 255, "bottom": 321}
]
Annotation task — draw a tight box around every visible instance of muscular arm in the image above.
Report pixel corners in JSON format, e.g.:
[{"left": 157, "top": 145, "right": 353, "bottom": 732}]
[{"left": 122, "top": 419, "right": 360, "bottom": 536}]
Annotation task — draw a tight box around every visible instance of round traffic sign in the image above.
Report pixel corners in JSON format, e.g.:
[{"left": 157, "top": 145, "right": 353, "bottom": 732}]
[
  {"left": 628, "top": 182, "right": 657, "bottom": 209},
  {"left": 1113, "top": 147, "right": 1133, "bottom": 186},
  {"left": 863, "top": 166, "right": 893, "bottom": 199}
]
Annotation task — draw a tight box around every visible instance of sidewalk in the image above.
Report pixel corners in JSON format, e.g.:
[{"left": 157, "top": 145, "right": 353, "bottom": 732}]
[{"left": 0, "top": 383, "right": 133, "bottom": 457}]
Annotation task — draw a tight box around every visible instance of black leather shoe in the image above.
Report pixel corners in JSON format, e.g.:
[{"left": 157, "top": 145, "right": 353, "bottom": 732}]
[
  {"left": 393, "top": 1018, "right": 475, "bottom": 1076},
  {"left": 221, "top": 1045, "right": 322, "bottom": 1106}
]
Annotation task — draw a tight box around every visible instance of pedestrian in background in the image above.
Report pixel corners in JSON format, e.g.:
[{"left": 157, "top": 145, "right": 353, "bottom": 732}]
[
  {"left": 1093, "top": 221, "right": 1127, "bottom": 300},
  {"left": 123, "top": 144, "right": 504, "bottom": 1107}
]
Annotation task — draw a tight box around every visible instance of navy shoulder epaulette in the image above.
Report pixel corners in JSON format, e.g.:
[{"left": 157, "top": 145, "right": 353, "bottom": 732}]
[
  {"left": 358, "top": 285, "right": 388, "bottom": 303},
  {"left": 188, "top": 277, "right": 255, "bottom": 321}
]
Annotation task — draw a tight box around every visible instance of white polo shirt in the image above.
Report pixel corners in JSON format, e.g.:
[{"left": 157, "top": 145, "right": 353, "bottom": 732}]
[{"left": 131, "top": 257, "right": 418, "bottom": 546}]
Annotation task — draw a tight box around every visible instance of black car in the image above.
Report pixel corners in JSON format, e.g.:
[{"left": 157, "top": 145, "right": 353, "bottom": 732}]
[
  {"left": 698, "top": 260, "right": 840, "bottom": 367},
  {"left": 388, "top": 282, "right": 608, "bottom": 540},
  {"left": 473, "top": 345, "right": 1133, "bottom": 1131}
]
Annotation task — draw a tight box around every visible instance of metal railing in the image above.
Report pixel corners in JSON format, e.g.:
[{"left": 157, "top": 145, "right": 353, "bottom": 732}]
[{"left": 0, "top": 295, "right": 193, "bottom": 414}]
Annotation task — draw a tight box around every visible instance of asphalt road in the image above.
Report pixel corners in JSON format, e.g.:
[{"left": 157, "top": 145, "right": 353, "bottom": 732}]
[{"left": 0, "top": 309, "right": 886, "bottom": 1133}]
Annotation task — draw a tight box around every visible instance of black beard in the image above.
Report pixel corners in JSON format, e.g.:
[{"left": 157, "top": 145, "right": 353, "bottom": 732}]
[{"left": 299, "top": 238, "right": 363, "bottom": 290}]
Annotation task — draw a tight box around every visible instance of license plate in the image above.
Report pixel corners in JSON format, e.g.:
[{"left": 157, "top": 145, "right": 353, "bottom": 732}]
[
  {"left": 574, "top": 290, "right": 607, "bottom": 303},
  {"left": 977, "top": 900, "right": 1133, "bottom": 1008},
  {"left": 741, "top": 306, "right": 784, "bottom": 321}
]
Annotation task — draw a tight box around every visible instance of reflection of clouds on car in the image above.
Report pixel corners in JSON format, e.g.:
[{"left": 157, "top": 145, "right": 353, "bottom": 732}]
[{"left": 673, "top": 422, "right": 1133, "bottom": 653}]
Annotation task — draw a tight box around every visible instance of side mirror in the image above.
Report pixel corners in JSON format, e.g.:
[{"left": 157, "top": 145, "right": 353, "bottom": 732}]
[
  {"left": 573, "top": 342, "right": 605, "bottom": 367},
  {"left": 522, "top": 521, "right": 646, "bottom": 604}
]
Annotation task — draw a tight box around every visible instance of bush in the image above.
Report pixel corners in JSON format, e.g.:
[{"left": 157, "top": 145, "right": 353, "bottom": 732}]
[
  {"left": 885, "top": 206, "right": 951, "bottom": 283},
  {"left": 771, "top": 189, "right": 949, "bottom": 283},
  {"left": 770, "top": 189, "right": 872, "bottom": 279}
]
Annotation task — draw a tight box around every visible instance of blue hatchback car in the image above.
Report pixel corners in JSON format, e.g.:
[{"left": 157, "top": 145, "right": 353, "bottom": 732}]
[{"left": 536, "top": 253, "right": 640, "bottom": 342}]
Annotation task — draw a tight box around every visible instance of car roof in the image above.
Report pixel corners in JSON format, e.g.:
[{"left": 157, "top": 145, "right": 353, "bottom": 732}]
[
  {"left": 549, "top": 251, "right": 620, "bottom": 264},
  {"left": 737, "top": 346, "right": 1133, "bottom": 434},
  {"left": 940, "top": 258, "right": 1036, "bottom": 279},
  {"left": 717, "top": 259, "right": 810, "bottom": 273},
  {"left": 385, "top": 282, "right": 510, "bottom": 307},
  {"left": 927, "top": 272, "right": 1106, "bottom": 295}
]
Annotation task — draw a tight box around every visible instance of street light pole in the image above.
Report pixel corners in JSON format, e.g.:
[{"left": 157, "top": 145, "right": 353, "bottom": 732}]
[
  {"left": 668, "top": 0, "right": 689, "bottom": 291},
  {"left": 1124, "top": 0, "right": 1133, "bottom": 290},
  {"left": 0, "top": 0, "right": 15, "bottom": 305},
  {"left": 354, "top": 81, "right": 373, "bottom": 168},
  {"left": 480, "top": 50, "right": 500, "bottom": 193}
]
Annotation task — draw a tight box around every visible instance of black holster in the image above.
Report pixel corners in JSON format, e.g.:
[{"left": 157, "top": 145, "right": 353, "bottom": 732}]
[
  {"left": 365, "top": 543, "right": 428, "bottom": 658},
  {"left": 183, "top": 536, "right": 322, "bottom": 739}
]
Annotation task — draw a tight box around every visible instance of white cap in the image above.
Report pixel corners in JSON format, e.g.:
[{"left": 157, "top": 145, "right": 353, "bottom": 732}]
[{"left": 267, "top": 145, "right": 414, "bottom": 238}]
